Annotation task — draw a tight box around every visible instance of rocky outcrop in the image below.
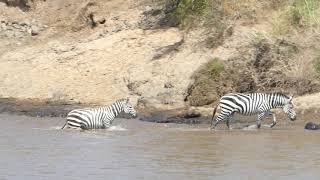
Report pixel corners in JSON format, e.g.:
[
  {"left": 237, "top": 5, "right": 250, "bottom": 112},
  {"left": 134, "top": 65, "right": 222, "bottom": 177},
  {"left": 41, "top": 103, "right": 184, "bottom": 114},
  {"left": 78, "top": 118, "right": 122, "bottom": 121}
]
[
  {"left": 0, "top": 0, "right": 32, "bottom": 10},
  {"left": 0, "top": 19, "right": 45, "bottom": 38}
]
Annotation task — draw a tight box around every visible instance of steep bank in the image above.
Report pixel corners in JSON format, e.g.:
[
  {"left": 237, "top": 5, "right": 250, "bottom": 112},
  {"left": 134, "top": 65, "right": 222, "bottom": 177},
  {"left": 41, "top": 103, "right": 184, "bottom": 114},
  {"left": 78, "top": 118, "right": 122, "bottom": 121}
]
[
  {"left": 0, "top": 0, "right": 320, "bottom": 117},
  {"left": 0, "top": 0, "right": 213, "bottom": 110}
]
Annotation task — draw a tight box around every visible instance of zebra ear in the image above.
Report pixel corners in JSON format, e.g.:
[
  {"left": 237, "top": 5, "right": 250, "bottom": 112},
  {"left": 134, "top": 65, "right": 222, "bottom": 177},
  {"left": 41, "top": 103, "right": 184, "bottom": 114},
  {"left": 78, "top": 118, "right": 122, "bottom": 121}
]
[{"left": 126, "top": 97, "right": 129, "bottom": 102}]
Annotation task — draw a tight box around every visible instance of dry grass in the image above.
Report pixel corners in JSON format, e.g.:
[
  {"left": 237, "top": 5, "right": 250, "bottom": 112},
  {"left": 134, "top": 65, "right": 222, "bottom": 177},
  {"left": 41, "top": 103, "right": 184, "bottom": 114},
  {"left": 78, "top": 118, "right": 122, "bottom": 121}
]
[
  {"left": 186, "top": 57, "right": 225, "bottom": 106},
  {"left": 312, "top": 49, "right": 320, "bottom": 76},
  {"left": 272, "top": 0, "right": 320, "bottom": 35}
]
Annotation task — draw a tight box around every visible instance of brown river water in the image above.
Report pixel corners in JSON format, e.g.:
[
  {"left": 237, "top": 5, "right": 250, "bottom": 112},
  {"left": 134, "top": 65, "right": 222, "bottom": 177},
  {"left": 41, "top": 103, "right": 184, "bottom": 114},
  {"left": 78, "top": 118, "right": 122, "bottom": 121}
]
[{"left": 0, "top": 113, "right": 320, "bottom": 180}]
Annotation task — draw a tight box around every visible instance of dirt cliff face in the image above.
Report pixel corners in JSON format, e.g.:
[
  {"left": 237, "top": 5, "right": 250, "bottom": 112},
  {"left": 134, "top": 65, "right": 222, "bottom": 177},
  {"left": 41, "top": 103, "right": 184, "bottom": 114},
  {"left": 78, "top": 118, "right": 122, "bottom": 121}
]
[
  {"left": 0, "top": 0, "right": 319, "bottom": 113},
  {"left": 0, "top": 0, "right": 213, "bottom": 109}
]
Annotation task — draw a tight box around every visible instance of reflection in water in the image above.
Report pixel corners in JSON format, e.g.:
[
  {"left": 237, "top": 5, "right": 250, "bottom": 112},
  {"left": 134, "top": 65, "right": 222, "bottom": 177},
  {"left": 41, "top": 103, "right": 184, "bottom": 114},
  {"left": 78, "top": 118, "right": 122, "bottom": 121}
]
[{"left": 0, "top": 114, "right": 319, "bottom": 180}]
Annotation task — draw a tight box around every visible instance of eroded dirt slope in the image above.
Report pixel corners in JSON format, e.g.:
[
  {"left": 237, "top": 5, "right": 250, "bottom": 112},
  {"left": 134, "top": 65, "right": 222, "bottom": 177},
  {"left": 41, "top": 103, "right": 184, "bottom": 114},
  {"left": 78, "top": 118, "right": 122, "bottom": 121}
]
[
  {"left": 0, "top": 0, "right": 320, "bottom": 116},
  {"left": 0, "top": 0, "right": 213, "bottom": 109}
]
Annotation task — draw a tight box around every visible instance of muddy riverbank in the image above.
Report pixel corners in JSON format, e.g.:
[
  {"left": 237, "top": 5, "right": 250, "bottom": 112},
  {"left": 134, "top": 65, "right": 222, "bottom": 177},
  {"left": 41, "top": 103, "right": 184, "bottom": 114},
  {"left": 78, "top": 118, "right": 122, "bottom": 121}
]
[
  {"left": 0, "top": 98, "right": 207, "bottom": 123},
  {"left": 1, "top": 97, "right": 320, "bottom": 129},
  {"left": 0, "top": 98, "right": 85, "bottom": 117}
]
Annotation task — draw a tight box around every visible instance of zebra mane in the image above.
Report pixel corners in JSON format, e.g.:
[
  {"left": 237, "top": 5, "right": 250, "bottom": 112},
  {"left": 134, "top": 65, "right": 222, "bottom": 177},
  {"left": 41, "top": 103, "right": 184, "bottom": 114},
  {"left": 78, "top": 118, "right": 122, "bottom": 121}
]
[
  {"left": 246, "top": 92, "right": 290, "bottom": 99},
  {"left": 115, "top": 98, "right": 129, "bottom": 103}
]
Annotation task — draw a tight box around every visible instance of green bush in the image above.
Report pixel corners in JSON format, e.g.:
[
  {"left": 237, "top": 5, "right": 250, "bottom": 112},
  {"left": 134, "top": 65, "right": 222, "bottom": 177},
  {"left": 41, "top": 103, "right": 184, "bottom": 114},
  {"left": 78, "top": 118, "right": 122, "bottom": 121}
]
[
  {"left": 272, "top": 0, "right": 320, "bottom": 35},
  {"left": 292, "top": 0, "right": 319, "bottom": 26},
  {"left": 186, "top": 58, "right": 225, "bottom": 106},
  {"left": 168, "top": 0, "right": 210, "bottom": 27},
  {"left": 195, "top": 57, "right": 225, "bottom": 77}
]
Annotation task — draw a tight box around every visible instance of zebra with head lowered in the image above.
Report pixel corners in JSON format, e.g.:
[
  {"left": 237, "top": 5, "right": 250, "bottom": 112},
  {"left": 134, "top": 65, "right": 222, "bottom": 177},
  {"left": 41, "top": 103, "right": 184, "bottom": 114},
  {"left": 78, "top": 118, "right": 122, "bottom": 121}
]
[
  {"left": 211, "top": 92, "right": 296, "bottom": 129},
  {"left": 61, "top": 98, "right": 137, "bottom": 130}
]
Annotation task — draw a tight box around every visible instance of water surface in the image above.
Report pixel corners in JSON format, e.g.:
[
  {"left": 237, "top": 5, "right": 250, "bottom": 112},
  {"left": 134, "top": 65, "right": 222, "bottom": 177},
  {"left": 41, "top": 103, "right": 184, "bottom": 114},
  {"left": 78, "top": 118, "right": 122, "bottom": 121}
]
[{"left": 0, "top": 114, "right": 319, "bottom": 180}]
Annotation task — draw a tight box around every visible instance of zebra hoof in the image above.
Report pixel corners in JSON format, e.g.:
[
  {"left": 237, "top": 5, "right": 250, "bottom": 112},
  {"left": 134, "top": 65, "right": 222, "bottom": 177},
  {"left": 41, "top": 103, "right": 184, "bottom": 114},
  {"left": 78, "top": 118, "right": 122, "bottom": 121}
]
[{"left": 270, "top": 122, "right": 277, "bottom": 128}]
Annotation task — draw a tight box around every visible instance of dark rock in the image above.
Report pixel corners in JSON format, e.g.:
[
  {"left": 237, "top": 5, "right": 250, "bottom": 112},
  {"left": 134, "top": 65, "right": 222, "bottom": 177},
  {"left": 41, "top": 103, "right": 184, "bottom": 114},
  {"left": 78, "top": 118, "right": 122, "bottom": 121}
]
[
  {"left": 183, "top": 111, "right": 201, "bottom": 119},
  {"left": 139, "top": 111, "right": 170, "bottom": 123},
  {"left": 138, "top": 108, "right": 204, "bottom": 124},
  {"left": 305, "top": 122, "right": 320, "bottom": 130},
  {"left": 98, "top": 18, "right": 106, "bottom": 24}
]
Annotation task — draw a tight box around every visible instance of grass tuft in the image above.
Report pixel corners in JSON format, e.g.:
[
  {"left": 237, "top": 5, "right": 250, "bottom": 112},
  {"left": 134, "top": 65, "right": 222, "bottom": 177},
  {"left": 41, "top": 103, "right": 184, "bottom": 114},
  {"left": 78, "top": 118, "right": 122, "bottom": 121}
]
[
  {"left": 186, "top": 58, "right": 225, "bottom": 106},
  {"left": 313, "top": 49, "right": 320, "bottom": 76}
]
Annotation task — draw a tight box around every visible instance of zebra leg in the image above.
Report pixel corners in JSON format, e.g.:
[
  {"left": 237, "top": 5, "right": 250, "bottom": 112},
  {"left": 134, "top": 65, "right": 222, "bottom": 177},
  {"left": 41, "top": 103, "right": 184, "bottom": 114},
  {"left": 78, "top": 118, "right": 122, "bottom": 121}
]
[
  {"left": 213, "top": 113, "right": 229, "bottom": 129},
  {"left": 259, "top": 111, "right": 277, "bottom": 128},
  {"left": 226, "top": 115, "right": 234, "bottom": 129},
  {"left": 212, "top": 115, "right": 222, "bottom": 129},
  {"left": 257, "top": 112, "right": 267, "bottom": 129},
  {"left": 80, "top": 124, "right": 89, "bottom": 130},
  {"left": 61, "top": 121, "right": 68, "bottom": 129},
  {"left": 264, "top": 111, "right": 277, "bottom": 128},
  {"left": 226, "top": 117, "right": 230, "bottom": 129}
]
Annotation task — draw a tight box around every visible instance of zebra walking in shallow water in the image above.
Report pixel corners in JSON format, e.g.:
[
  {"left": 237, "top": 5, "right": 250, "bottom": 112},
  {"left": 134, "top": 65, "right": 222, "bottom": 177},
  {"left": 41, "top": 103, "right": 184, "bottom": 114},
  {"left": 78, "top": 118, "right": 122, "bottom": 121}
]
[
  {"left": 61, "top": 98, "right": 137, "bottom": 130},
  {"left": 211, "top": 92, "right": 296, "bottom": 129}
]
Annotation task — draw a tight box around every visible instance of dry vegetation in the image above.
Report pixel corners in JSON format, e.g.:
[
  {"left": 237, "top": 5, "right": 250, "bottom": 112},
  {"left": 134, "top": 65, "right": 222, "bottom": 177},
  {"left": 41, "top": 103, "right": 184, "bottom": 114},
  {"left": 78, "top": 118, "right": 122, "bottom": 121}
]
[{"left": 163, "top": 0, "right": 320, "bottom": 106}]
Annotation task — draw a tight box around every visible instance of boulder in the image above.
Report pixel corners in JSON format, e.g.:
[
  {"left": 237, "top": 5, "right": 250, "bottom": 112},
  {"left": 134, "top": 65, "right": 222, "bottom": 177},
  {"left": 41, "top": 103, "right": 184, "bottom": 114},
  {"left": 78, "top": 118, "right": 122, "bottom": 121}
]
[{"left": 305, "top": 122, "right": 320, "bottom": 130}]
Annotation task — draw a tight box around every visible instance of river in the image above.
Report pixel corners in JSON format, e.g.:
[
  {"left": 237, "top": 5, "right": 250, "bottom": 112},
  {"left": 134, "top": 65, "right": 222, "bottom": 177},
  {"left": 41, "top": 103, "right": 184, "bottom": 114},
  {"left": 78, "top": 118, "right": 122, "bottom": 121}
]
[{"left": 0, "top": 113, "right": 319, "bottom": 180}]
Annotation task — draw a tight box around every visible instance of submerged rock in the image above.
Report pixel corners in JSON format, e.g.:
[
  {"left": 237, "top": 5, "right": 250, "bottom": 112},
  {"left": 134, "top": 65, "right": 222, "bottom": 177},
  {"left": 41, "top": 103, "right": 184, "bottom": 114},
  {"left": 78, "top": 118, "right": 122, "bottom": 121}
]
[
  {"left": 138, "top": 109, "right": 204, "bottom": 124},
  {"left": 305, "top": 122, "right": 320, "bottom": 130}
]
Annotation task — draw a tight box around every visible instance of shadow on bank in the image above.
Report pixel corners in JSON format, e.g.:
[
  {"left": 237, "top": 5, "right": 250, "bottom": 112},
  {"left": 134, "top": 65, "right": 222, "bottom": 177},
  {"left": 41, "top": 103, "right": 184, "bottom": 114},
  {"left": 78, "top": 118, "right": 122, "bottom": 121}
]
[
  {"left": 0, "top": 98, "right": 85, "bottom": 117},
  {"left": 0, "top": 98, "right": 208, "bottom": 124}
]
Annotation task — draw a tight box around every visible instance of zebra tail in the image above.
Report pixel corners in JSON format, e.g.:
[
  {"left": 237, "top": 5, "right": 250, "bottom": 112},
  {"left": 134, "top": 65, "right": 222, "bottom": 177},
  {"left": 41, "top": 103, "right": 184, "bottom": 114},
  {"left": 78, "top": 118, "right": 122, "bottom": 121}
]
[
  {"left": 210, "top": 105, "right": 218, "bottom": 127},
  {"left": 61, "top": 121, "right": 67, "bottom": 129}
]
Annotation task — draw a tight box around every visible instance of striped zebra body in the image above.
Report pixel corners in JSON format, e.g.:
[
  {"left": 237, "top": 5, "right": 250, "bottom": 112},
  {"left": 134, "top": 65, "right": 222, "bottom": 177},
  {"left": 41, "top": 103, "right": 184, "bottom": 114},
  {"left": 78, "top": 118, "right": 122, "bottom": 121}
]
[
  {"left": 62, "top": 98, "right": 136, "bottom": 130},
  {"left": 211, "top": 92, "right": 296, "bottom": 129}
]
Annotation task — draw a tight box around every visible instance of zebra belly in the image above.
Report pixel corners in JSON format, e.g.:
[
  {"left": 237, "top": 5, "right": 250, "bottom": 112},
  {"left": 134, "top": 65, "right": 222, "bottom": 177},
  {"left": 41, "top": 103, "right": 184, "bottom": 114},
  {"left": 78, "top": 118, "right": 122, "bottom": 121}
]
[
  {"left": 66, "top": 114, "right": 105, "bottom": 129},
  {"left": 238, "top": 110, "right": 260, "bottom": 116},
  {"left": 66, "top": 118, "right": 106, "bottom": 129}
]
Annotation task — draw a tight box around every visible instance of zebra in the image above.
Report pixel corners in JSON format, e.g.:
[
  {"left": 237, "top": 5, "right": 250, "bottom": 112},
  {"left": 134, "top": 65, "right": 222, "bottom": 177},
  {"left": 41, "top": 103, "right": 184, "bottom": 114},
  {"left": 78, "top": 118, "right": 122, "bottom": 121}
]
[
  {"left": 210, "top": 92, "right": 296, "bottom": 129},
  {"left": 61, "top": 98, "right": 137, "bottom": 130}
]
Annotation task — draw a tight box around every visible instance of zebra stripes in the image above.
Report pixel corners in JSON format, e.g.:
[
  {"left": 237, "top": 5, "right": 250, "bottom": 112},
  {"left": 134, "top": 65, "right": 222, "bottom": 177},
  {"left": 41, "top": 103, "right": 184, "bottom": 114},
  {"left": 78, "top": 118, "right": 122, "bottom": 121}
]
[
  {"left": 211, "top": 92, "right": 296, "bottom": 129},
  {"left": 61, "top": 98, "right": 137, "bottom": 130}
]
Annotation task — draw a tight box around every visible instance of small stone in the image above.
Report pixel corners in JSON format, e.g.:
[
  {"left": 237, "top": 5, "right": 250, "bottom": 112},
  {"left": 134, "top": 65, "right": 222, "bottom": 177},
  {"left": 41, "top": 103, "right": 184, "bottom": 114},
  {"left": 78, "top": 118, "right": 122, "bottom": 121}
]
[
  {"left": 4, "top": 30, "right": 14, "bottom": 37},
  {"left": 12, "top": 23, "right": 21, "bottom": 29},
  {"left": 27, "top": 28, "right": 32, "bottom": 34},
  {"left": 30, "top": 25, "right": 39, "bottom": 36},
  {"left": 20, "top": 21, "right": 31, "bottom": 27},
  {"left": 145, "top": 6, "right": 152, "bottom": 11},
  {"left": 111, "top": 26, "right": 122, "bottom": 33},
  {"left": 1, "top": 23, "right": 7, "bottom": 30},
  {"left": 14, "top": 31, "right": 23, "bottom": 38},
  {"left": 164, "top": 82, "right": 173, "bottom": 88}
]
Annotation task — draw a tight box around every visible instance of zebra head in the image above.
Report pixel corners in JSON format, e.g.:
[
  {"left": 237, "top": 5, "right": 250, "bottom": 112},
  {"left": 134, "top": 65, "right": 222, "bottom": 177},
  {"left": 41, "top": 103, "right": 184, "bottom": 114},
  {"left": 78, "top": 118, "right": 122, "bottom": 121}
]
[
  {"left": 283, "top": 96, "right": 296, "bottom": 121},
  {"left": 122, "top": 98, "right": 137, "bottom": 118}
]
